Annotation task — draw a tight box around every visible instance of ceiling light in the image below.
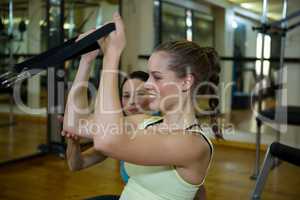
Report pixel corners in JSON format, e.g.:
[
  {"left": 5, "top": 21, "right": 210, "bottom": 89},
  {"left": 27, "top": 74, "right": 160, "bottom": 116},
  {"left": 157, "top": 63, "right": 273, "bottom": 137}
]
[
  {"left": 241, "top": 3, "right": 253, "bottom": 9},
  {"left": 232, "top": 20, "right": 238, "bottom": 29}
]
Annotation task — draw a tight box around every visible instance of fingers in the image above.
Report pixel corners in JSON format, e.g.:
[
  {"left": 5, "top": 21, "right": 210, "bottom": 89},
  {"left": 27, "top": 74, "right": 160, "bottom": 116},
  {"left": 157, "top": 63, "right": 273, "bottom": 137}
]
[
  {"left": 98, "top": 37, "right": 106, "bottom": 53},
  {"left": 62, "top": 130, "right": 80, "bottom": 141},
  {"left": 113, "top": 12, "right": 125, "bottom": 36}
]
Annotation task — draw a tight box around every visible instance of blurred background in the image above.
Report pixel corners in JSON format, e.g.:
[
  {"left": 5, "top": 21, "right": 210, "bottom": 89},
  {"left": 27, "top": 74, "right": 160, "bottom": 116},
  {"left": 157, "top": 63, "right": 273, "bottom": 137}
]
[{"left": 0, "top": 0, "right": 300, "bottom": 199}]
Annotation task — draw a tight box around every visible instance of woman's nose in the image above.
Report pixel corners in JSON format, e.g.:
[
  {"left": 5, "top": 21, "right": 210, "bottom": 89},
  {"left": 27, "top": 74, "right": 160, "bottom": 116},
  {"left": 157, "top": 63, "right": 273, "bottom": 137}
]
[
  {"left": 144, "top": 77, "right": 154, "bottom": 90},
  {"left": 129, "top": 95, "right": 136, "bottom": 105}
]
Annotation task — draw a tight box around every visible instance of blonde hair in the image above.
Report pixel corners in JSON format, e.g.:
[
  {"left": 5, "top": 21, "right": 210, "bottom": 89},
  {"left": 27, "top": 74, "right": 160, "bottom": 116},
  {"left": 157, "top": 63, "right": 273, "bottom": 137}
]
[{"left": 154, "top": 40, "right": 223, "bottom": 139}]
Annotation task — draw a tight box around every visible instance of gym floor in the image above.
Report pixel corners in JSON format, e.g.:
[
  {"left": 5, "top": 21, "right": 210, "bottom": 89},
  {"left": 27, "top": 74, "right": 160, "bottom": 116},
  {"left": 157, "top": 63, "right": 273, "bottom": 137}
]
[{"left": 0, "top": 146, "right": 300, "bottom": 200}]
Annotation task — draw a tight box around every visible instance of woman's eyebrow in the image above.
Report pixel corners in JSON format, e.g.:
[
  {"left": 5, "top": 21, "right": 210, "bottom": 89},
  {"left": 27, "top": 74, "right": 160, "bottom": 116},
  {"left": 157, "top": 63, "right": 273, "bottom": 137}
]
[
  {"left": 136, "top": 89, "right": 146, "bottom": 93},
  {"left": 150, "top": 71, "right": 162, "bottom": 75}
]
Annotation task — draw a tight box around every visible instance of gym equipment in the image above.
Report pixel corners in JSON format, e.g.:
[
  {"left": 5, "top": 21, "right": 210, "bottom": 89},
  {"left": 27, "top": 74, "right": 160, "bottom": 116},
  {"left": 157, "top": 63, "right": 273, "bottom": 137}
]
[
  {"left": 85, "top": 195, "right": 120, "bottom": 200},
  {"left": 251, "top": 142, "right": 300, "bottom": 199},
  {"left": 18, "top": 19, "right": 27, "bottom": 41},
  {"left": 0, "top": 23, "right": 116, "bottom": 88},
  {"left": 251, "top": 0, "right": 300, "bottom": 179},
  {"left": 0, "top": 0, "right": 16, "bottom": 127}
]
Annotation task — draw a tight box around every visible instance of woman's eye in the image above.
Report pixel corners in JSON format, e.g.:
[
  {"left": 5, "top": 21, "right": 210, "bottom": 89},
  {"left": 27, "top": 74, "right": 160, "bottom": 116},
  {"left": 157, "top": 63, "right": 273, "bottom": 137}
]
[
  {"left": 153, "top": 76, "right": 161, "bottom": 80},
  {"left": 137, "top": 91, "right": 146, "bottom": 96},
  {"left": 122, "top": 95, "right": 130, "bottom": 98},
  {"left": 137, "top": 94, "right": 145, "bottom": 98}
]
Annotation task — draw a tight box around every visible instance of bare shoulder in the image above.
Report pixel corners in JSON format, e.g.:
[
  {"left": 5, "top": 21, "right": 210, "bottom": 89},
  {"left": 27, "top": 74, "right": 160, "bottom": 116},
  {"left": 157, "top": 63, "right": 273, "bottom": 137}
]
[
  {"left": 188, "top": 129, "right": 211, "bottom": 159},
  {"left": 175, "top": 130, "right": 212, "bottom": 185},
  {"left": 189, "top": 130, "right": 211, "bottom": 158}
]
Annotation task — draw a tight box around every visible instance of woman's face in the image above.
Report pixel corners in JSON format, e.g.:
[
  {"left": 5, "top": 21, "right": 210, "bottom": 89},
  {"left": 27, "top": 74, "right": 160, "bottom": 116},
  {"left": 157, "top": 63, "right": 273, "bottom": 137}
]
[
  {"left": 145, "top": 51, "right": 185, "bottom": 113},
  {"left": 121, "top": 78, "right": 149, "bottom": 115}
]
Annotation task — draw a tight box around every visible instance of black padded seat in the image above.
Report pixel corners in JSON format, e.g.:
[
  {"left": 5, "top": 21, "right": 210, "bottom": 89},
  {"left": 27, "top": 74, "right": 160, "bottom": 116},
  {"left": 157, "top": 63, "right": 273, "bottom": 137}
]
[
  {"left": 270, "top": 142, "right": 300, "bottom": 167},
  {"left": 85, "top": 195, "right": 120, "bottom": 200},
  {"left": 256, "top": 106, "right": 300, "bottom": 126},
  {"left": 0, "top": 86, "right": 13, "bottom": 94}
]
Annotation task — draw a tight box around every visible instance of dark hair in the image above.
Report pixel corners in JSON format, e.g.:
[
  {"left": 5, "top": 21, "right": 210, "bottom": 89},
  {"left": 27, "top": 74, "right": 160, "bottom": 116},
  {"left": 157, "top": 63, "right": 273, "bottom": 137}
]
[
  {"left": 120, "top": 71, "right": 149, "bottom": 90},
  {"left": 120, "top": 71, "right": 149, "bottom": 116},
  {"left": 154, "top": 40, "right": 223, "bottom": 139}
]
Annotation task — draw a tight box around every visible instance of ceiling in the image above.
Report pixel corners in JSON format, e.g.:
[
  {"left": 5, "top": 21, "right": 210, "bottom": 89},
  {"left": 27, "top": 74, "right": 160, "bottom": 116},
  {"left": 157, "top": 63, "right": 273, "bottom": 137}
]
[
  {"left": 228, "top": 0, "right": 300, "bottom": 20},
  {"left": 0, "top": 0, "right": 119, "bottom": 14},
  {"left": 0, "top": 0, "right": 299, "bottom": 20}
]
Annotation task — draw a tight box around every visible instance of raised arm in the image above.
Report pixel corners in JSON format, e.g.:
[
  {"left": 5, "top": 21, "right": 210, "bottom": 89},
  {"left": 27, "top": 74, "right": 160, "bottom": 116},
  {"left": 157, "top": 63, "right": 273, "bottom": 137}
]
[
  {"left": 64, "top": 30, "right": 98, "bottom": 130},
  {"left": 63, "top": 13, "right": 209, "bottom": 169},
  {"left": 63, "top": 30, "right": 107, "bottom": 171},
  {"left": 90, "top": 13, "right": 209, "bottom": 168}
]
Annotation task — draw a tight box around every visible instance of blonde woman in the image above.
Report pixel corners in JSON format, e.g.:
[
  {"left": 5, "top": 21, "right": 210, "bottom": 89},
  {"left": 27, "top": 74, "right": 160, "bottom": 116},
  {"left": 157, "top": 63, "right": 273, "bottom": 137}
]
[{"left": 63, "top": 13, "right": 220, "bottom": 200}]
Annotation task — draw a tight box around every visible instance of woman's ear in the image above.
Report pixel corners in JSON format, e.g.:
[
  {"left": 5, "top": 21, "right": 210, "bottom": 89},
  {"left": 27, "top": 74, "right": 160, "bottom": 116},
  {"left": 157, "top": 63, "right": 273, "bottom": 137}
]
[{"left": 182, "top": 74, "right": 194, "bottom": 92}]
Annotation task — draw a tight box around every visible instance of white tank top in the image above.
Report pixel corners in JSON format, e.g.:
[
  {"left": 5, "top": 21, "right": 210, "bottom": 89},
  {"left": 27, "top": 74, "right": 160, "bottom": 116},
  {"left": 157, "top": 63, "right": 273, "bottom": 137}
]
[{"left": 119, "top": 116, "right": 214, "bottom": 200}]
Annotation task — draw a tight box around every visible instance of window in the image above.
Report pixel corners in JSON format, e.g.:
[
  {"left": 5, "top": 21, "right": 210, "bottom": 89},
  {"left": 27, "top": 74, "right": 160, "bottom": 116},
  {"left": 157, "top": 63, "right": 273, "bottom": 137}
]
[
  {"left": 157, "top": 1, "right": 214, "bottom": 47},
  {"left": 161, "top": 2, "right": 186, "bottom": 43},
  {"left": 192, "top": 11, "right": 214, "bottom": 46},
  {"left": 256, "top": 33, "right": 271, "bottom": 76}
]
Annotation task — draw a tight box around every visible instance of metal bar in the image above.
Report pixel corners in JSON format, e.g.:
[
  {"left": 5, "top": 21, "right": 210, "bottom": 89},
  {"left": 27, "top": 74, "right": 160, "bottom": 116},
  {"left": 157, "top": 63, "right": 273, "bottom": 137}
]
[
  {"left": 138, "top": 54, "right": 300, "bottom": 63},
  {"left": 261, "top": 0, "right": 269, "bottom": 24},
  {"left": 281, "top": 0, "right": 288, "bottom": 27},
  {"left": 252, "top": 146, "right": 274, "bottom": 199},
  {"left": 253, "top": 10, "right": 300, "bottom": 34},
  {"left": 46, "top": 0, "right": 51, "bottom": 149},
  {"left": 158, "top": 0, "right": 162, "bottom": 44},
  {"left": 46, "top": 0, "right": 66, "bottom": 155},
  {"left": 275, "top": 0, "right": 288, "bottom": 148},
  {"left": 251, "top": 0, "right": 269, "bottom": 180},
  {"left": 251, "top": 121, "right": 262, "bottom": 180},
  {"left": 68, "top": 0, "right": 75, "bottom": 38},
  {"left": 219, "top": 56, "right": 300, "bottom": 63},
  {"left": 9, "top": 93, "right": 15, "bottom": 125},
  {"left": 269, "top": 9, "right": 300, "bottom": 28},
  {"left": 8, "top": 0, "right": 13, "bottom": 36},
  {"left": 287, "top": 21, "right": 300, "bottom": 32},
  {"left": 0, "top": 88, "right": 16, "bottom": 127}
]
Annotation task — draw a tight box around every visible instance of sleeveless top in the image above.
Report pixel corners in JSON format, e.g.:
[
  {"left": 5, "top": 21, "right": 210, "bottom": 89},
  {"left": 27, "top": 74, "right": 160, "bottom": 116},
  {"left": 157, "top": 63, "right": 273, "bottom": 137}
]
[{"left": 119, "top": 116, "right": 214, "bottom": 200}]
